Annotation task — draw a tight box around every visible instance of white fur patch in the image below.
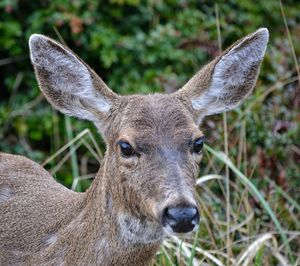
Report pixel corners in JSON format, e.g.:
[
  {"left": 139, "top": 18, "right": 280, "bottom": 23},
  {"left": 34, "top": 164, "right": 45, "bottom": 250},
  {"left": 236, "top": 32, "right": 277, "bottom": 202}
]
[
  {"left": 94, "top": 238, "right": 109, "bottom": 261},
  {"left": 29, "top": 34, "right": 111, "bottom": 120},
  {"left": 44, "top": 233, "right": 58, "bottom": 246},
  {"left": 118, "top": 213, "right": 164, "bottom": 245},
  {"left": 94, "top": 239, "right": 108, "bottom": 252},
  {"left": 192, "top": 28, "right": 269, "bottom": 114},
  {"left": 0, "top": 184, "right": 13, "bottom": 203},
  {"left": 45, "top": 245, "right": 67, "bottom": 266},
  {"left": 9, "top": 248, "right": 31, "bottom": 257}
]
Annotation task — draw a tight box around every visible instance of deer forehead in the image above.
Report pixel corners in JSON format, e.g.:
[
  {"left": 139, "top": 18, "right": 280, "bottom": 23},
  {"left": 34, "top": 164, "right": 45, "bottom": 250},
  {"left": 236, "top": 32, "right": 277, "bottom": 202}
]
[{"left": 115, "top": 94, "right": 202, "bottom": 144}]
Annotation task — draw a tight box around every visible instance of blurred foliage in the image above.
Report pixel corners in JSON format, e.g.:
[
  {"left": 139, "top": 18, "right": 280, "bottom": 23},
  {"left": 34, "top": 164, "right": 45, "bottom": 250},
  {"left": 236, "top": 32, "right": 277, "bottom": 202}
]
[{"left": 0, "top": 1, "right": 299, "bottom": 196}]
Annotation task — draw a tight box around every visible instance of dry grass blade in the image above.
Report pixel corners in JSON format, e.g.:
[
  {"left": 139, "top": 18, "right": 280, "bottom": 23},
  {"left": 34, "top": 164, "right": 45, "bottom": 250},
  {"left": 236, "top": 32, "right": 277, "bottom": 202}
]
[
  {"left": 204, "top": 145, "right": 293, "bottom": 261},
  {"left": 218, "top": 211, "right": 254, "bottom": 237},
  {"left": 42, "top": 129, "right": 90, "bottom": 166},
  {"left": 81, "top": 139, "right": 102, "bottom": 163},
  {"left": 42, "top": 128, "right": 103, "bottom": 166},
  {"left": 236, "top": 233, "right": 274, "bottom": 266},
  {"left": 0, "top": 55, "right": 28, "bottom": 66},
  {"left": 50, "top": 139, "right": 84, "bottom": 176},
  {"left": 8, "top": 94, "right": 44, "bottom": 118},
  {"left": 169, "top": 236, "right": 224, "bottom": 266},
  {"left": 160, "top": 245, "right": 175, "bottom": 266},
  {"left": 214, "top": 4, "right": 232, "bottom": 264},
  {"left": 279, "top": 0, "right": 300, "bottom": 88},
  {"left": 196, "top": 174, "right": 223, "bottom": 186},
  {"left": 265, "top": 242, "right": 291, "bottom": 266}
]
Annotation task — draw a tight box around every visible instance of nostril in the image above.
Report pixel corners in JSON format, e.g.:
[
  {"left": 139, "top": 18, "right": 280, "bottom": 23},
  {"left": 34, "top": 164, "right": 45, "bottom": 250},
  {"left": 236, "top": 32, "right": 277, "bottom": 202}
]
[
  {"left": 167, "top": 206, "right": 197, "bottom": 221},
  {"left": 162, "top": 206, "right": 200, "bottom": 233}
]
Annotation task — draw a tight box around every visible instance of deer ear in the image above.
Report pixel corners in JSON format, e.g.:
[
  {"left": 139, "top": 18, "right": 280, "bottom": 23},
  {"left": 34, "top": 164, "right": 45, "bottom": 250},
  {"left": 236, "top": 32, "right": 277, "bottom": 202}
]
[
  {"left": 175, "top": 28, "right": 269, "bottom": 124},
  {"left": 29, "top": 34, "right": 118, "bottom": 122}
]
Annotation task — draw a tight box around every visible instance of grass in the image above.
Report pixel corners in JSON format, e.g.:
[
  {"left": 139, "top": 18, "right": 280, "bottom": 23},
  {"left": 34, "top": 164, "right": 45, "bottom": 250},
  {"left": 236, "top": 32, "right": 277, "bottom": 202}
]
[{"left": 215, "top": 5, "right": 232, "bottom": 264}]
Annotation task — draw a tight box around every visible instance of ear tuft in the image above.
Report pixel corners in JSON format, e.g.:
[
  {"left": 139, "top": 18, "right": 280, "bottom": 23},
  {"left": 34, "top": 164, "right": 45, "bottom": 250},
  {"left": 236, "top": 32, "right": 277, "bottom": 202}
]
[
  {"left": 255, "top": 28, "right": 269, "bottom": 45},
  {"left": 29, "top": 34, "right": 46, "bottom": 66},
  {"left": 29, "top": 34, "right": 43, "bottom": 51},
  {"left": 29, "top": 34, "right": 46, "bottom": 56},
  {"left": 29, "top": 34, "right": 60, "bottom": 68},
  {"left": 225, "top": 27, "right": 269, "bottom": 63}
]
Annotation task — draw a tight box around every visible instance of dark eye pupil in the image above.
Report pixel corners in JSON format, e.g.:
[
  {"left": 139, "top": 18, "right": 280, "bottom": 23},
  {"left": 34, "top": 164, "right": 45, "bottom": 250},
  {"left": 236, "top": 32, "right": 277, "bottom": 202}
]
[
  {"left": 119, "top": 141, "right": 135, "bottom": 157},
  {"left": 193, "top": 138, "right": 204, "bottom": 153}
]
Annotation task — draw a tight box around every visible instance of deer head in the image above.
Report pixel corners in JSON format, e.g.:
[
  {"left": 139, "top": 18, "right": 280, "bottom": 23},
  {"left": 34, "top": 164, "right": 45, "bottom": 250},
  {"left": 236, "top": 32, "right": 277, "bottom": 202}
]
[{"left": 29, "top": 28, "right": 268, "bottom": 237}]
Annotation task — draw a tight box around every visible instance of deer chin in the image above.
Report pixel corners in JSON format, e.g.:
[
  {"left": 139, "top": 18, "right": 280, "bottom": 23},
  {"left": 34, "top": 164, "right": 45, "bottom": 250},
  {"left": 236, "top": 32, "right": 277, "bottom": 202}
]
[
  {"left": 117, "top": 212, "right": 165, "bottom": 245},
  {"left": 162, "top": 224, "right": 199, "bottom": 237}
]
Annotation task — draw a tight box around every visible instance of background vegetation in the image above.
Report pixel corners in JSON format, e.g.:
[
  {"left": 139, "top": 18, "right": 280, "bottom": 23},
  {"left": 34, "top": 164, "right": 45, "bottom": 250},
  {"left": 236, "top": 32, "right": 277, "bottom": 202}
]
[{"left": 0, "top": 0, "right": 299, "bottom": 265}]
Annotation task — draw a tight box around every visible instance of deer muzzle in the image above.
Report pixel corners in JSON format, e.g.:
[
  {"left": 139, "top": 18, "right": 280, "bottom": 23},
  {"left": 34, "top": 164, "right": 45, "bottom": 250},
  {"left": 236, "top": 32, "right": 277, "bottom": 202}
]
[{"left": 162, "top": 205, "right": 199, "bottom": 234}]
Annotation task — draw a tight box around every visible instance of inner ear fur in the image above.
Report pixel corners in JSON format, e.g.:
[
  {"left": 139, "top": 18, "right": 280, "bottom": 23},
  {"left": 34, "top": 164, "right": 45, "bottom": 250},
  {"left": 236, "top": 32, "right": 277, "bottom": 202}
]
[
  {"left": 29, "top": 34, "right": 118, "bottom": 122},
  {"left": 174, "top": 28, "right": 269, "bottom": 124}
]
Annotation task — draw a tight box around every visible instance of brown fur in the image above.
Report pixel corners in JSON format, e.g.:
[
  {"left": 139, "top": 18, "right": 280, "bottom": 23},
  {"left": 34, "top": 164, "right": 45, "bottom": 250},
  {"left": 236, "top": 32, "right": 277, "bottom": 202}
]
[{"left": 0, "top": 28, "right": 268, "bottom": 265}]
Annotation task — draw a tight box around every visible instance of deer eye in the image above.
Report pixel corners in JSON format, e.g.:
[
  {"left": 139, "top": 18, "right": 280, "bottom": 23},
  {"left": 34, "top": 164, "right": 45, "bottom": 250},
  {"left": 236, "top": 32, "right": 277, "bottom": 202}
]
[
  {"left": 193, "top": 137, "right": 204, "bottom": 154},
  {"left": 118, "top": 141, "right": 135, "bottom": 157}
]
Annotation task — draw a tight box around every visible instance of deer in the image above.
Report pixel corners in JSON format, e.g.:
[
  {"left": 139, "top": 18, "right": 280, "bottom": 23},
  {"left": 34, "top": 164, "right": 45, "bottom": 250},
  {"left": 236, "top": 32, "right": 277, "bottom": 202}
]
[{"left": 0, "top": 28, "right": 268, "bottom": 265}]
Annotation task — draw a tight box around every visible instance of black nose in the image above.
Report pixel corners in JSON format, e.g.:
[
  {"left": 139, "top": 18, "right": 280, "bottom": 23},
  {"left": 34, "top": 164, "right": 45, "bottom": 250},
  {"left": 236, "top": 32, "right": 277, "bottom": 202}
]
[{"left": 162, "top": 206, "right": 199, "bottom": 233}]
